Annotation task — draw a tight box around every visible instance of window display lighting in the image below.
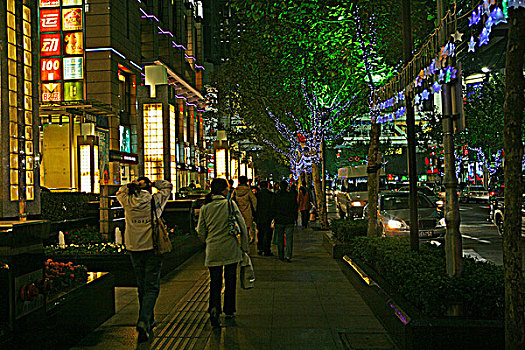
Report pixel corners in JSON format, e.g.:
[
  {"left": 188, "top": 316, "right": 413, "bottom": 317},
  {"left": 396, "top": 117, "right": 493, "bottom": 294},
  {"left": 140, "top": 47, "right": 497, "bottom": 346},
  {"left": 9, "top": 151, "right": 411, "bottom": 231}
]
[
  {"left": 216, "top": 149, "right": 226, "bottom": 178},
  {"left": 144, "top": 104, "right": 164, "bottom": 181}
]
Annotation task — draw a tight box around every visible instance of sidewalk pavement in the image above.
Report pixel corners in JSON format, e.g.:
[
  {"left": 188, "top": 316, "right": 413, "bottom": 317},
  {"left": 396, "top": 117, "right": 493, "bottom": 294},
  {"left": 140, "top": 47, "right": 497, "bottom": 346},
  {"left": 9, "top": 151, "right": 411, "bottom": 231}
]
[{"left": 70, "top": 225, "right": 396, "bottom": 350}]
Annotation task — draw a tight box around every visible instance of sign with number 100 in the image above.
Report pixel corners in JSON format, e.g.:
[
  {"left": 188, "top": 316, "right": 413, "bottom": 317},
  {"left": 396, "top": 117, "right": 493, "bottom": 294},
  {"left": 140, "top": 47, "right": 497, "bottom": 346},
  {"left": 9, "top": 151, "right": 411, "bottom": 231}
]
[{"left": 41, "top": 58, "right": 61, "bottom": 81}]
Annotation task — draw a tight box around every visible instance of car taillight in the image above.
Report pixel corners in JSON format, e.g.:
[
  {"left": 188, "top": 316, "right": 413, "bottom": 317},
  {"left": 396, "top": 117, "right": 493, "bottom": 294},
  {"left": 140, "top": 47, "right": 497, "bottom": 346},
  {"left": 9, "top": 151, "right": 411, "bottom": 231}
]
[
  {"left": 469, "top": 193, "right": 473, "bottom": 195},
  {"left": 490, "top": 191, "right": 495, "bottom": 196}
]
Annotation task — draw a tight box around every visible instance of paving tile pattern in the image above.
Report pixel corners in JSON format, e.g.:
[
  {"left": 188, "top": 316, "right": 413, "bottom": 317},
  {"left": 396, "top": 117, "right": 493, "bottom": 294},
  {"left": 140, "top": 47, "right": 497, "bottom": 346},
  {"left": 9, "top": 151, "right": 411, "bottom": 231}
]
[{"left": 71, "top": 225, "right": 396, "bottom": 349}]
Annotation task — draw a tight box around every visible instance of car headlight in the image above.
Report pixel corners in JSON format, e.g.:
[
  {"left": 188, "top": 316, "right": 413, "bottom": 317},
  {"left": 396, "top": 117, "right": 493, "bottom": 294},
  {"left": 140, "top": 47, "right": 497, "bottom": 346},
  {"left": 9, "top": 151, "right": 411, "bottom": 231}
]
[
  {"left": 438, "top": 218, "right": 446, "bottom": 227},
  {"left": 436, "top": 200, "right": 444, "bottom": 206},
  {"left": 351, "top": 201, "right": 363, "bottom": 207},
  {"left": 387, "top": 219, "right": 405, "bottom": 230}
]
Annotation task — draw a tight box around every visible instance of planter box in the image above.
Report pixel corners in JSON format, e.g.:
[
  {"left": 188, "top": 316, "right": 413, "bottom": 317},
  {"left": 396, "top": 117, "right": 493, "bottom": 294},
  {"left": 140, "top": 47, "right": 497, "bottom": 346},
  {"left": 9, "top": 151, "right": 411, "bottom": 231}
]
[
  {"left": 321, "top": 231, "right": 344, "bottom": 259},
  {"left": 4, "top": 272, "right": 114, "bottom": 349},
  {"left": 341, "top": 255, "right": 504, "bottom": 350},
  {"left": 47, "top": 235, "right": 204, "bottom": 287}
]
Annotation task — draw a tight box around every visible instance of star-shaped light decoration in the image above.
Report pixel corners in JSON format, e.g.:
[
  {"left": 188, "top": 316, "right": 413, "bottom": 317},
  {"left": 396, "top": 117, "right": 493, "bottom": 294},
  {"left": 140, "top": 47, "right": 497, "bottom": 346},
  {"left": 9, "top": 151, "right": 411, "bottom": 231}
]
[
  {"left": 429, "top": 60, "right": 436, "bottom": 75},
  {"left": 483, "top": 0, "right": 494, "bottom": 14},
  {"left": 450, "top": 31, "right": 464, "bottom": 42},
  {"left": 439, "top": 46, "right": 448, "bottom": 59},
  {"left": 445, "top": 66, "right": 457, "bottom": 83},
  {"left": 414, "top": 94, "right": 421, "bottom": 105},
  {"left": 479, "top": 27, "right": 491, "bottom": 46},
  {"left": 491, "top": 7, "right": 507, "bottom": 25},
  {"left": 432, "top": 81, "right": 442, "bottom": 94},
  {"left": 508, "top": 0, "right": 523, "bottom": 10},
  {"left": 469, "top": 7, "right": 481, "bottom": 26},
  {"left": 485, "top": 15, "right": 494, "bottom": 32},
  {"left": 438, "top": 69, "right": 445, "bottom": 82},
  {"left": 415, "top": 76, "right": 423, "bottom": 87},
  {"left": 421, "top": 89, "right": 430, "bottom": 101},
  {"left": 398, "top": 91, "right": 404, "bottom": 101},
  {"left": 468, "top": 36, "right": 476, "bottom": 52},
  {"left": 446, "top": 42, "right": 456, "bottom": 57}
]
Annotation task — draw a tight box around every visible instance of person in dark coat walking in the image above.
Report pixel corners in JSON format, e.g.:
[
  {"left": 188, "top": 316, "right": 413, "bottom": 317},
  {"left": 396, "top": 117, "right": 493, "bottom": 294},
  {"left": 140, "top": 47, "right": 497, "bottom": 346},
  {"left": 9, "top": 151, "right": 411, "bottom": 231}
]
[
  {"left": 272, "top": 180, "right": 298, "bottom": 262},
  {"left": 256, "top": 181, "right": 274, "bottom": 256}
]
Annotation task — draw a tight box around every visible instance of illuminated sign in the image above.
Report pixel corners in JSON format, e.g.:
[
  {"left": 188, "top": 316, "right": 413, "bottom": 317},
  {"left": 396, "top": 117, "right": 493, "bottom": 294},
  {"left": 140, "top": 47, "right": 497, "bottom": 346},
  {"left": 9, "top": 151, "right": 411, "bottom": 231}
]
[
  {"left": 40, "top": 0, "right": 60, "bottom": 7},
  {"left": 64, "top": 81, "right": 83, "bottom": 101},
  {"left": 41, "top": 33, "right": 61, "bottom": 56},
  {"left": 63, "top": 0, "right": 83, "bottom": 5},
  {"left": 62, "top": 8, "right": 82, "bottom": 31},
  {"left": 41, "top": 58, "right": 61, "bottom": 80},
  {"left": 42, "top": 82, "right": 62, "bottom": 102},
  {"left": 64, "top": 32, "right": 83, "bottom": 55},
  {"left": 119, "top": 126, "right": 131, "bottom": 153},
  {"left": 63, "top": 57, "right": 83, "bottom": 79},
  {"left": 40, "top": 9, "right": 60, "bottom": 32}
]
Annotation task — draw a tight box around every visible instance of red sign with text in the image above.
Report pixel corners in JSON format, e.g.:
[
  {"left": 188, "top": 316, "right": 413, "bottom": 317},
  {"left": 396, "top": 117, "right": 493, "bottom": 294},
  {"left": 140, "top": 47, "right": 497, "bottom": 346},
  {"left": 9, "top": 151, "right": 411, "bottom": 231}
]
[
  {"left": 40, "top": 0, "right": 60, "bottom": 7},
  {"left": 41, "top": 33, "right": 61, "bottom": 56},
  {"left": 40, "top": 9, "right": 60, "bottom": 32},
  {"left": 41, "top": 58, "right": 61, "bottom": 81},
  {"left": 42, "top": 83, "right": 62, "bottom": 102}
]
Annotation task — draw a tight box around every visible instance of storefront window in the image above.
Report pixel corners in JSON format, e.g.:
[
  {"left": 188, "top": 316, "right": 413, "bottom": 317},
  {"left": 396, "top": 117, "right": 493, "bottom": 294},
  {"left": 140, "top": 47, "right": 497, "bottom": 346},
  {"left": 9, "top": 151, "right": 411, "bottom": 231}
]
[{"left": 144, "top": 103, "right": 163, "bottom": 181}]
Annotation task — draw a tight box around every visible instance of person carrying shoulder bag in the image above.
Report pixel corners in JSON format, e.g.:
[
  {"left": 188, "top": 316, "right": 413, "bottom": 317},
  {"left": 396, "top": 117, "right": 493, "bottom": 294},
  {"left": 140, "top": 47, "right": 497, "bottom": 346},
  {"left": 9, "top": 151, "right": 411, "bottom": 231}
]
[
  {"left": 197, "top": 178, "right": 249, "bottom": 327},
  {"left": 116, "top": 177, "right": 173, "bottom": 342}
]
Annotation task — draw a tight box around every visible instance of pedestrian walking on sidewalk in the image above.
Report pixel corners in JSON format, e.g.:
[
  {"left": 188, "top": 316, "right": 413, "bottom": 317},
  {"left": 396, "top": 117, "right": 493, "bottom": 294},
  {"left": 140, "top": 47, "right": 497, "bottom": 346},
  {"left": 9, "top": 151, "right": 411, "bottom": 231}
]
[
  {"left": 273, "top": 180, "right": 298, "bottom": 262},
  {"left": 116, "top": 177, "right": 173, "bottom": 342},
  {"left": 233, "top": 176, "right": 257, "bottom": 244},
  {"left": 197, "top": 178, "right": 249, "bottom": 327},
  {"left": 297, "top": 186, "right": 312, "bottom": 228},
  {"left": 256, "top": 181, "right": 274, "bottom": 256}
]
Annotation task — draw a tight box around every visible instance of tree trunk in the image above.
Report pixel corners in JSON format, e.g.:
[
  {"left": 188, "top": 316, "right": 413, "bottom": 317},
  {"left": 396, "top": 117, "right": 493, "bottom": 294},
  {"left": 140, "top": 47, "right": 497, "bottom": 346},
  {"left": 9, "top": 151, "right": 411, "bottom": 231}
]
[
  {"left": 367, "top": 122, "right": 381, "bottom": 236},
  {"left": 312, "top": 162, "right": 327, "bottom": 229},
  {"left": 503, "top": 7, "right": 525, "bottom": 349}
]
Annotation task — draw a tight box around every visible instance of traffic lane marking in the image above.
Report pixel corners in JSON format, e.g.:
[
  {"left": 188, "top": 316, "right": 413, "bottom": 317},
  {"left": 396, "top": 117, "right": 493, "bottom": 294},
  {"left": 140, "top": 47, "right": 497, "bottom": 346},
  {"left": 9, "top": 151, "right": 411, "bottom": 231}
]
[{"left": 461, "top": 234, "right": 491, "bottom": 244}]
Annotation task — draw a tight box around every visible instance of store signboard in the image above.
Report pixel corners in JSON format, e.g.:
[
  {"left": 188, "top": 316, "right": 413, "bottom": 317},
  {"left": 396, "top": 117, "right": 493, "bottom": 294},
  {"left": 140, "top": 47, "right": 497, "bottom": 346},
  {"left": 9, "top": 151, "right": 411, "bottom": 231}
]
[
  {"left": 62, "top": 8, "right": 82, "bottom": 31},
  {"left": 64, "top": 81, "right": 83, "bottom": 101},
  {"left": 119, "top": 126, "right": 131, "bottom": 153},
  {"left": 63, "top": 57, "right": 83, "bottom": 79},
  {"left": 42, "top": 83, "right": 62, "bottom": 102},
  {"left": 41, "top": 58, "right": 61, "bottom": 81},
  {"left": 40, "top": 9, "right": 60, "bottom": 32},
  {"left": 40, "top": 0, "right": 60, "bottom": 7},
  {"left": 64, "top": 32, "right": 83, "bottom": 54},
  {"left": 41, "top": 33, "right": 61, "bottom": 56},
  {"left": 63, "top": 0, "right": 83, "bottom": 5}
]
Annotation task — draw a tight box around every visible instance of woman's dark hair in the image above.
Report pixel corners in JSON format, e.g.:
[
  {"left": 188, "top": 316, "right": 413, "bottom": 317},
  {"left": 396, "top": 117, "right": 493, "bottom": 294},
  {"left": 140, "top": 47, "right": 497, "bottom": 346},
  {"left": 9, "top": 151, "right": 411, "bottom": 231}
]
[
  {"left": 239, "top": 176, "right": 248, "bottom": 185},
  {"left": 280, "top": 180, "right": 289, "bottom": 192},
  {"left": 128, "top": 177, "right": 152, "bottom": 197},
  {"left": 205, "top": 178, "right": 229, "bottom": 203}
]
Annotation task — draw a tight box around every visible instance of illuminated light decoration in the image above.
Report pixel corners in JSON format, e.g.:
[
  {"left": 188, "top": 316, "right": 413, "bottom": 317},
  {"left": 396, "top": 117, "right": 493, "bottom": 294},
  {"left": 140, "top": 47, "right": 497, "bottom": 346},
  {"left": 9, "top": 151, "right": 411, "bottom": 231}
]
[
  {"left": 172, "top": 41, "right": 187, "bottom": 50},
  {"left": 129, "top": 60, "right": 142, "bottom": 71},
  {"left": 196, "top": 109, "right": 205, "bottom": 112},
  {"left": 195, "top": 64, "right": 205, "bottom": 70},
  {"left": 478, "top": 27, "right": 491, "bottom": 46},
  {"left": 490, "top": 7, "right": 507, "bottom": 25},
  {"left": 508, "top": 0, "right": 525, "bottom": 10},
  {"left": 157, "top": 26, "right": 173, "bottom": 37},
  {"left": 186, "top": 102, "right": 196, "bottom": 107},
  {"left": 438, "top": 69, "right": 445, "bottom": 82},
  {"left": 414, "top": 76, "right": 423, "bottom": 87},
  {"left": 184, "top": 54, "right": 196, "bottom": 60},
  {"left": 450, "top": 31, "right": 464, "bottom": 42},
  {"left": 398, "top": 91, "right": 405, "bottom": 101},
  {"left": 432, "top": 81, "right": 442, "bottom": 94},
  {"left": 503, "top": 0, "right": 509, "bottom": 17},
  {"left": 429, "top": 60, "right": 436, "bottom": 75},
  {"left": 85, "top": 47, "right": 126, "bottom": 60},
  {"left": 445, "top": 42, "right": 456, "bottom": 57},
  {"left": 485, "top": 15, "right": 494, "bottom": 32},
  {"left": 421, "top": 89, "right": 430, "bottom": 101},
  {"left": 469, "top": 6, "right": 481, "bottom": 26},
  {"left": 468, "top": 36, "right": 477, "bottom": 52},
  {"left": 174, "top": 94, "right": 187, "bottom": 100},
  {"left": 414, "top": 93, "right": 421, "bottom": 105},
  {"left": 140, "top": 7, "right": 159, "bottom": 22},
  {"left": 445, "top": 66, "right": 457, "bottom": 83}
]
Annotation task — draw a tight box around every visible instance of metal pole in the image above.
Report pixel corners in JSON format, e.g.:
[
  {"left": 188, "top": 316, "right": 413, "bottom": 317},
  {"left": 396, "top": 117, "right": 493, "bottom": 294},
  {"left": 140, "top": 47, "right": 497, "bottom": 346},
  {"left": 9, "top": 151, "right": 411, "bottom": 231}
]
[{"left": 402, "top": 0, "right": 419, "bottom": 251}]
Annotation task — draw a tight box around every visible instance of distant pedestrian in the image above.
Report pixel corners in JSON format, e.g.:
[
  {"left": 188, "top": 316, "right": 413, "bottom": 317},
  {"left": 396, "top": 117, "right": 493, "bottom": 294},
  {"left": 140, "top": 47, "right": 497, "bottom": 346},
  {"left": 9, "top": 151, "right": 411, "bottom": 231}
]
[
  {"left": 297, "top": 186, "right": 312, "bottom": 228},
  {"left": 189, "top": 180, "right": 196, "bottom": 189},
  {"left": 233, "top": 176, "right": 258, "bottom": 244},
  {"left": 272, "top": 180, "right": 298, "bottom": 262},
  {"left": 197, "top": 178, "right": 249, "bottom": 327},
  {"left": 116, "top": 177, "right": 173, "bottom": 342},
  {"left": 256, "top": 181, "right": 274, "bottom": 256}
]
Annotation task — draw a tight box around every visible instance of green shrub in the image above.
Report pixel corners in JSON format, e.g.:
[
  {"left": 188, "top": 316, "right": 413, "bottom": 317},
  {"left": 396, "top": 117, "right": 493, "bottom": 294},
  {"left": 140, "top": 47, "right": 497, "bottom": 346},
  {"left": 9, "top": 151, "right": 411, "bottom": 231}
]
[
  {"left": 41, "top": 192, "right": 99, "bottom": 222},
  {"left": 329, "top": 218, "right": 368, "bottom": 242},
  {"left": 64, "top": 226, "right": 108, "bottom": 245},
  {"left": 345, "top": 237, "right": 505, "bottom": 319}
]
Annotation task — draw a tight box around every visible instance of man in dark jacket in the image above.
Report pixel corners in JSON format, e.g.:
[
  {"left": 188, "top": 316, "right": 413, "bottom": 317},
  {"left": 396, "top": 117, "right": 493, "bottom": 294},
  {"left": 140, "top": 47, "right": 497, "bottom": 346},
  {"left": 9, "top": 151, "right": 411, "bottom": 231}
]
[
  {"left": 272, "top": 180, "right": 298, "bottom": 262},
  {"left": 256, "top": 181, "right": 274, "bottom": 256}
]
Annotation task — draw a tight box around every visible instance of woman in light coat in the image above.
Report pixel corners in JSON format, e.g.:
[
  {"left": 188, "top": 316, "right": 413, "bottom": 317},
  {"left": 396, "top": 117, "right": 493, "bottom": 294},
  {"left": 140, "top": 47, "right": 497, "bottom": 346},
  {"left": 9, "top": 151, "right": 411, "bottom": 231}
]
[
  {"left": 233, "top": 176, "right": 257, "bottom": 243},
  {"left": 197, "top": 178, "right": 249, "bottom": 327}
]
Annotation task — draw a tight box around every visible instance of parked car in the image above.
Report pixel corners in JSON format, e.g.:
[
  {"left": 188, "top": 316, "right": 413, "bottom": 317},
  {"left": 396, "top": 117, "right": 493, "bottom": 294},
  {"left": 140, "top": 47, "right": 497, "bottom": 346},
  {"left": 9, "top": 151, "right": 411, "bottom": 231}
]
[
  {"left": 398, "top": 185, "right": 444, "bottom": 209},
  {"left": 364, "top": 191, "right": 446, "bottom": 239},
  {"left": 489, "top": 193, "right": 525, "bottom": 236},
  {"left": 459, "top": 185, "right": 489, "bottom": 203}
]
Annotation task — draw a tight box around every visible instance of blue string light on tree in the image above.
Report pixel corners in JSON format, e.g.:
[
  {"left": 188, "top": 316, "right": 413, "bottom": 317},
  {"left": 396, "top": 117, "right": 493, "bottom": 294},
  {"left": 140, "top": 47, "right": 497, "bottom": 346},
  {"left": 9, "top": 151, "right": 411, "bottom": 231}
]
[
  {"left": 469, "top": 6, "right": 482, "bottom": 26},
  {"left": 468, "top": 36, "right": 477, "bottom": 52}
]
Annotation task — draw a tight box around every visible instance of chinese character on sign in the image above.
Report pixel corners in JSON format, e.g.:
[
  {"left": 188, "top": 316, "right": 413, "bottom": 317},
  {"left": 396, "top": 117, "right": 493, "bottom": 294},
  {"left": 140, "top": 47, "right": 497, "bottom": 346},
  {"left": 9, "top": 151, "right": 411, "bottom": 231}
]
[
  {"left": 41, "top": 58, "right": 61, "bottom": 81},
  {"left": 42, "top": 83, "right": 62, "bottom": 102},
  {"left": 40, "top": 0, "right": 60, "bottom": 7},
  {"left": 41, "top": 33, "right": 61, "bottom": 56},
  {"left": 40, "top": 9, "right": 60, "bottom": 32}
]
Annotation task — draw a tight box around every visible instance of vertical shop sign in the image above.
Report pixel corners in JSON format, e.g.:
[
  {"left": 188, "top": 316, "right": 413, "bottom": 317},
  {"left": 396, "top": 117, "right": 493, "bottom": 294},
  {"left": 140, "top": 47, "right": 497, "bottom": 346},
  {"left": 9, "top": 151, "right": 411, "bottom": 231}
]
[
  {"left": 40, "top": 33, "right": 61, "bottom": 56},
  {"left": 97, "top": 129, "right": 110, "bottom": 185},
  {"left": 64, "top": 81, "right": 83, "bottom": 101},
  {"left": 63, "top": 57, "right": 83, "bottom": 79},
  {"left": 40, "top": 9, "right": 60, "bottom": 32},
  {"left": 40, "top": 0, "right": 60, "bottom": 7},
  {"left": 41, "top": 58, "right": 61, "bottom": 81},
  {"left": 62, "top": 8, "right": 82, "bottom": 31},
  {"left": 42, "top": 83, "right": 62, "bottom": 102}
]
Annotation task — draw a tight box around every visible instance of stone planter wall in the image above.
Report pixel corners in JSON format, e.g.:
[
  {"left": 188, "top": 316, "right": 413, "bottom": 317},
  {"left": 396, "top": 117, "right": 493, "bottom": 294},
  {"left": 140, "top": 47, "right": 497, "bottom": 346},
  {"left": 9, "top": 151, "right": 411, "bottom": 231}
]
[
  {"left": 341, "top": 255, "right": 504, "bottom": 350},
  {"left": 321, "top": 231, "right": 344, "bottom": 259}
]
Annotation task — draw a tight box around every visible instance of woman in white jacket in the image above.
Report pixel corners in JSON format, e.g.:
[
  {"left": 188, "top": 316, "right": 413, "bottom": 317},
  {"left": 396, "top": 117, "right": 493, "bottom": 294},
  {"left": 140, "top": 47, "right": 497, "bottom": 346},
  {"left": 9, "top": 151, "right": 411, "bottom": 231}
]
[
  {"left": 197, "top": 178, "right": 249, "bottom": 327},
  {"left": 116, "top": 177, "right": 172, "bottom": 342}
]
